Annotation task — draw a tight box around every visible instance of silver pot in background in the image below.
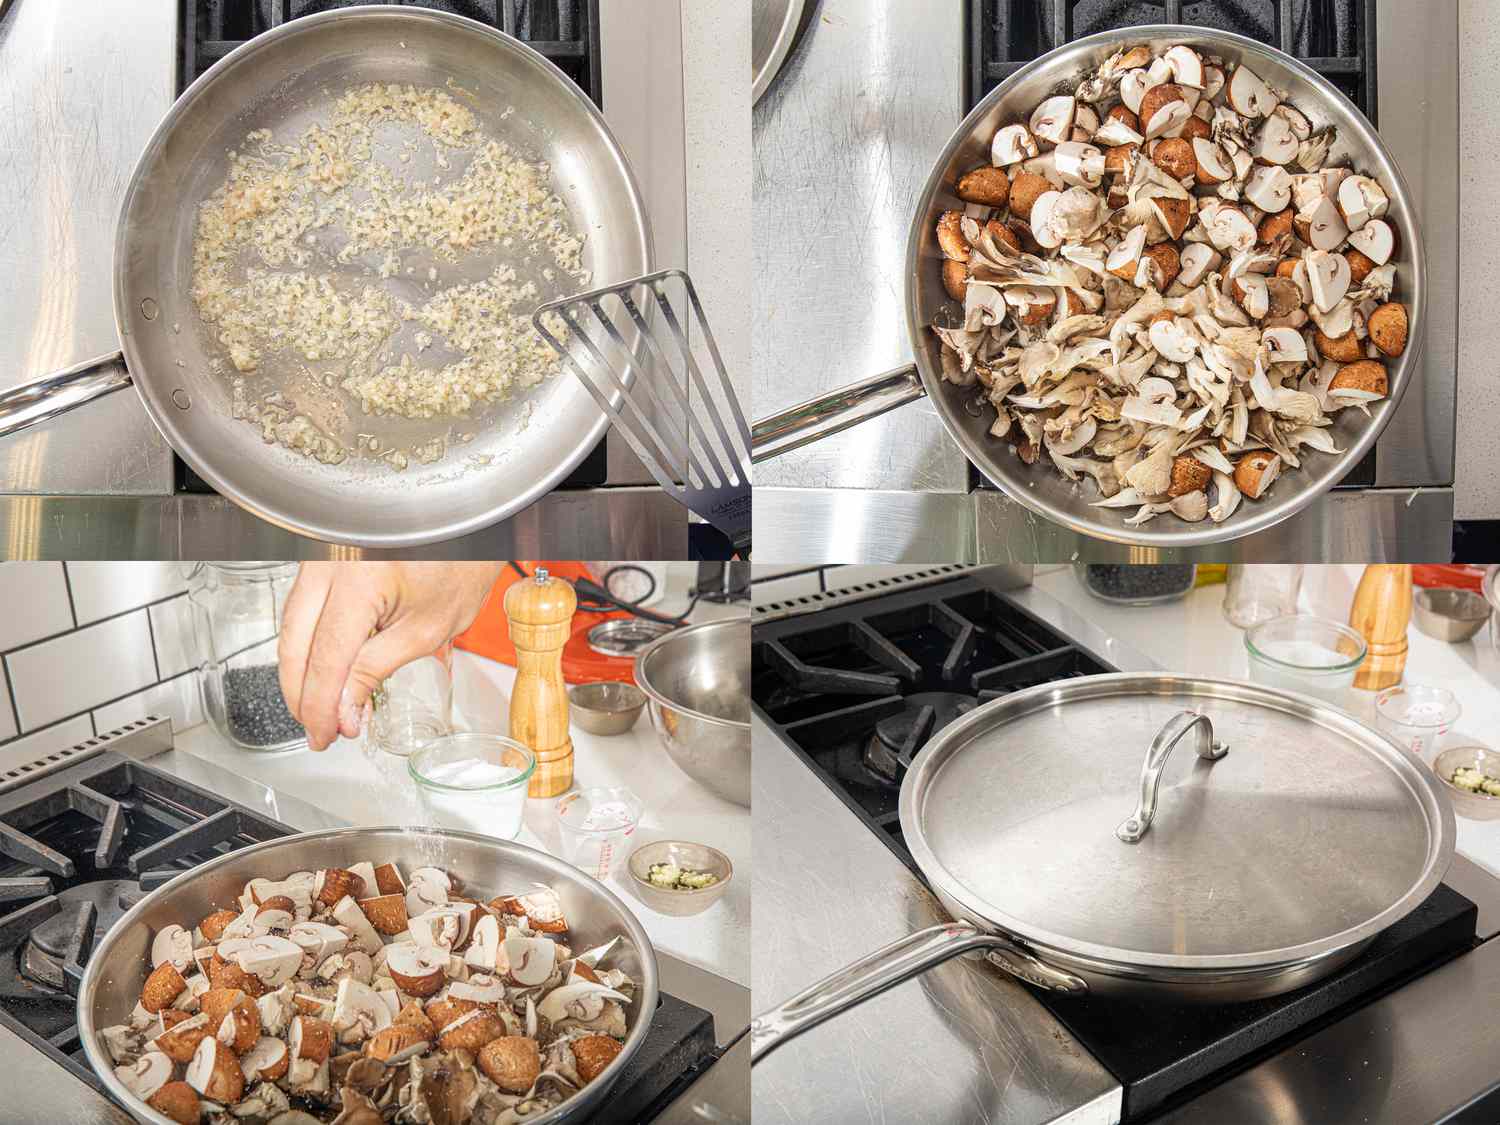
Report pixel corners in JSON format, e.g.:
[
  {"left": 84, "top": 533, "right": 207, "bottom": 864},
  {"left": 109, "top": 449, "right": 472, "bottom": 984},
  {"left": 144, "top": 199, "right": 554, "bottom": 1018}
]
[
  {"left": 79, "top": 827, "right": 660, "bottom": 1125},
  {"left": 635, "top": 618, "right": 752, "bottom": 807}
]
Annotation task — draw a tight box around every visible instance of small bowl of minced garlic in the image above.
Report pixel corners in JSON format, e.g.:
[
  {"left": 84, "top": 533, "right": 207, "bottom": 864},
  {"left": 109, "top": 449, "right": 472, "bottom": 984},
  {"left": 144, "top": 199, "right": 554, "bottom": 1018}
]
[{"left": 627, "top": 839, "right": 733, "bottom": 916}]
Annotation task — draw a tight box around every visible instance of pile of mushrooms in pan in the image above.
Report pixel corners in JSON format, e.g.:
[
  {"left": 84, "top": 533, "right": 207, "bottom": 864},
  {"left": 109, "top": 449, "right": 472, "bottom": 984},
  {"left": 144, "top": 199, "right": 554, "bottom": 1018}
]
[
  {"left": 98, "top": 861, "right": 633, "bottom": 1124},
  {"left": 933, "top": 42, "right": 1408, "bottom": 527}
]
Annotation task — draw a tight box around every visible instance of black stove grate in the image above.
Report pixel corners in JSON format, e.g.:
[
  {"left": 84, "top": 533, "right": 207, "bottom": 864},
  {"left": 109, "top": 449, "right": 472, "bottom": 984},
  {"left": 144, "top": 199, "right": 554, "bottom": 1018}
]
[
  {"left": 751, "top": 574, "right": 1113, "bottom": 876},
  {"left": 174, "top": 0, "right": 609, "bottom": 496},
  {"left": 753, "top": 574, "right": 1479, "bottom": 1118},
  {"left": 967, "top": 0, "right": 1381, "bottom": 490},
  {"left": 0, "top": 743, "right": 719, "bottom": 1119}
]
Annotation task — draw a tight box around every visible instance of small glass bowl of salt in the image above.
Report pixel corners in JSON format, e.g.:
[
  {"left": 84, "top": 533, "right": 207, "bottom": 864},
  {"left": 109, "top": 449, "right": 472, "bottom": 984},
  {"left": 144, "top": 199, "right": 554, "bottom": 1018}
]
[{"left": 408, "top": 733, "right": 536, "bottom": 840}]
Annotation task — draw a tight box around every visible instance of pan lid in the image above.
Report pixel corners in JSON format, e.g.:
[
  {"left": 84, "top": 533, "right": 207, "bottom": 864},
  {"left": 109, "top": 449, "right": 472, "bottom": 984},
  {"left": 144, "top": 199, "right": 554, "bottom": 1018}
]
[{"left": 899, "top": 674, "right": 1454, "bottom": 970}]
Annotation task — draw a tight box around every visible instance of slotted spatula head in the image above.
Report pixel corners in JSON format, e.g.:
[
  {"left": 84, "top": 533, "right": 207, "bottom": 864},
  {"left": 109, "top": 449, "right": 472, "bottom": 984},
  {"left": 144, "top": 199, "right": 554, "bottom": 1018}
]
[{"left": 533, "top": 268, "right": 751, "bottom": 554}]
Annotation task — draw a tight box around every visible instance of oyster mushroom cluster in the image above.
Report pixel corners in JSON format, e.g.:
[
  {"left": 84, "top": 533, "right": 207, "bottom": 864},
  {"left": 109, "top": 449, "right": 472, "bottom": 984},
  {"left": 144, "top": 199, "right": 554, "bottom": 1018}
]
[
  {"left": 934, "top": 42, "right": 1409, "bottom": 527},
  {"left": 99, "top": 861, "right": 633, "bottom": 1124}
]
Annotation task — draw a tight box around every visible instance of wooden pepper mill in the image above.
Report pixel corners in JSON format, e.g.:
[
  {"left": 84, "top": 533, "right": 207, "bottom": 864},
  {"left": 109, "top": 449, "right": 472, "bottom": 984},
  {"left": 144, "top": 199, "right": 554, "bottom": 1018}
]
[
  {"left": 505, "top": 567, "right": 577, "bottom": 797},
  {"left": 1350, "top": 564, "right": 1412, "bottom": 691}
]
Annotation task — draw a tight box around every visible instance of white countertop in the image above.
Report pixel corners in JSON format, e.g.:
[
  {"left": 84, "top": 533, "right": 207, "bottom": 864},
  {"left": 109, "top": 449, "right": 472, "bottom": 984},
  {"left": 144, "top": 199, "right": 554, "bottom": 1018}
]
[
  {"left": 1033, "top": 564, "right": 1500, "bottom": 881},
  {"left": 169, "top": 576, "right": 750, "bottom": 988}
]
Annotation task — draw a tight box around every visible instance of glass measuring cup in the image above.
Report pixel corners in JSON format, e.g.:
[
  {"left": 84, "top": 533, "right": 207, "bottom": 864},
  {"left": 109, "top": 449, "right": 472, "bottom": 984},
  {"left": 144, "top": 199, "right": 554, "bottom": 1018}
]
[
  {"left": 1375, "top": 685, "right": 1461, "bottom": 759},
  {"left": 555, "top": 787, "right": 643, "bottom": 880}
]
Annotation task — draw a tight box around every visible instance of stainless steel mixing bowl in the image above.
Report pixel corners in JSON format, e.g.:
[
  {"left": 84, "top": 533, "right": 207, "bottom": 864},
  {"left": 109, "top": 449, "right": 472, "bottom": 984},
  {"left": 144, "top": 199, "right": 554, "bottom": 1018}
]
[
  {"left": 78, "top": 826, "right": 659, "bottom": 1125},
  {"left": 634, "top": 618, "right": 751, "bottom": 807}
]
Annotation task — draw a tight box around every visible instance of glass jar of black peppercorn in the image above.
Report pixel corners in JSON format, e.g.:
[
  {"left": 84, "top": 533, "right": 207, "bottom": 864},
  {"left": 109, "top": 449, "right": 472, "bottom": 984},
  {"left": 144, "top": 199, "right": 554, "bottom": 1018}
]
[
  {"left": 185, "top": 562, "right": 306, "bottom": 751},
  {"left": 1074, "top": 563, "right": 1197, "bottom": 606}
]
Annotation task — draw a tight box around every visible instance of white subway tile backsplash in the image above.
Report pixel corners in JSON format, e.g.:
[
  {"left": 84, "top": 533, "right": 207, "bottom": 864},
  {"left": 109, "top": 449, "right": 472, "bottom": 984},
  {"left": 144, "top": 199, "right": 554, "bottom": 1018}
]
[
  {"left": 93, "top": 673, "right": 202, "bottom": 735},
  {"left": 0, "top": 668, "right": 15, "bottom": 743},
  {"left": 7, "top": 611, "right": 158, "bottom": 731},
  {"left": 0, "top": 716, "right": 95, "bottom": 777},
  {"left": 0, "top": 562, "right": 74, "bottom": 650},
  {"left": 66, "top": 563, "right": 189, "bottom": 624},
  {"left": 150, "top": 596, "right": 197, "bottom": 680}
]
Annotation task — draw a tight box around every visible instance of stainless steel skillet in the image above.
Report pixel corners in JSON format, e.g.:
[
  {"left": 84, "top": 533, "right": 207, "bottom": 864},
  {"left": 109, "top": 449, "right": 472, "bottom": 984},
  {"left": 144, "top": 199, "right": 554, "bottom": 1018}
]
[
  {"left": 0, "top": 7, "right": 652, "bottom": 548},
  {"left": 750, "top": 674, "right": 1454, "bottom": 1063},
  {"left": 751, "top": 25, "right": 1425, "bottom": 548},
  {"left": 78, "top": 826, "right": 659, "bottom": 1124}
]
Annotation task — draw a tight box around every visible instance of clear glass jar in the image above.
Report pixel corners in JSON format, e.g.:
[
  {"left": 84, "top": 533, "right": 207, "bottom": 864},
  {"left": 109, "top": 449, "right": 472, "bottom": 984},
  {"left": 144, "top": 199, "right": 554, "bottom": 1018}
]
[
  {"left": 1075, "top": 564, "right": 1196, "bottom": 606},
  {"left": 1244, "top": 614, "right": 1367, "bottom": 704},
  {"left": 364, "top": 643, "right": 454, "bottom": 758},
  {"left": 185, "top": 562, "right": 306, "bottom": 752},
  {"left": 1223, "top": 564, "right": 1304, "bottom": 628}
]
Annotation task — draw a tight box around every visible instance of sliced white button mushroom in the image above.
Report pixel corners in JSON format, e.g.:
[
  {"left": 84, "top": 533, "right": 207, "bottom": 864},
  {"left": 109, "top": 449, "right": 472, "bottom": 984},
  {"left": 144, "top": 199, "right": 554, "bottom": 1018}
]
[
  {"left": 1262, "top": 326, "right": 1309, "bottom": 363},
  {"left": 536, "top": 980, "right": 631, "bottom": 1026},
  {"left": 236, "top": 934, "right": 304, "bottom": 988},
  {"left": 330, "top": 977, "right": 392, "bottom": 1044},
  {"left": 1176, "top": 243, "right": 1221, "bottom": 288},
  {"left": 1143, "top": 98, "right": 1190, "bottom": 141},
  {"left": 1191, "top": 138, "right": 1232, "bottom": 184},
  {"left": 1305, "top": 249, "right": 1352, "bottom": 312},
  {"left": 1029, "top": 190, "right": 1064, "bottom": 249},
  {"left": 464, "top": 914, "right": 503, "bottom": 973},
  {"left": 1227, "top": 64, "right": 1277, "bottom": 118},
  {"left": 1273, "top": 103, "right": 1312, "bottom": 141},
  {"left": 1072, "top": 103, "right": 1100, "bottom": 141},
  {"left": 1093, "top": 115, "right": 1143, "bottom": 146},
  {"left": 404, "top": 868, "right": 451, "bottom": 918},
  {"left": 1021, "top": 150, "right": 1065, "bottom": 189},
  {"left": 1347, "top": 218, "right": 1395, "bottom": 265},
  {"left": 1149, "top": 317, "right": 1198, "bottom": 363},
  {"left": 1336, "top": 175, "right": 1389, "bottom": 232},
  {"left": 1106, "top": 225, "right": 1148, "bottom": 278},
  {"left": 1232, "top": 275, "right": 1270, "bottom": 319},
  {"left": 115, "top": 1051, "right": 173, "bottom": 1101},
  {"left": 1201, "top": 65, "right": 1226, "bottom": 102},
  {"left": 1054, "top": 141, "right": 1105, "bottom": 187},
  {"left": 1200, "top": 202, "right": 1258, "bottom": 253},
  {"left": 288, "top": 921, "right": 348, "bottom": 964},
  {"left": 991, "top": 124, "right": 1039, "bottom": 167},
  {"left": 1230, "top": 148, "right": 1255, "bottom": 183},
  {"left": 1295, "top": 194, "right": 1348, "bottom": 252},
  {"left": 242, "top": 1037, "right": 289, "bottom": 1082},
  {"left": 151, "top": 925, "right": 194, "bottom": 974},
  {"left": 1250, "top": 112, "right": 1298, "bottom": 165},
  {"left": 1163, "top": 45, "right": 1204, "bottom": 88},
  {"left": 1120, "top": 70, "right": 1152, "bottom": 115},
  {"left": 449, "top": 973, "right": 507, "bottom": 1005},
  {"left": 1030, "top": 95, "right": 1076, "bottom": 146},
  {"left": 1243, "top": 165, "right": 1292, "bottom": 213},
  {"left": 503, "top": 934, "right": 558, "bottom": 988},
  {"left": 329, "top": 895, "right": 382, "bottom": 956}
]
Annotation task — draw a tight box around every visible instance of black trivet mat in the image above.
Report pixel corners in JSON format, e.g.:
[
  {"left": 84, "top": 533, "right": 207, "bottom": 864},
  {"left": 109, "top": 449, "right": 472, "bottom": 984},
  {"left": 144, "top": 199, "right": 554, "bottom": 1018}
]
[
  {"left": 1033, "top": 882, "right": 1477, "bottom": 1122},
  {"left": 600, "top": 992, "right": 719, "bottom": 1124}
]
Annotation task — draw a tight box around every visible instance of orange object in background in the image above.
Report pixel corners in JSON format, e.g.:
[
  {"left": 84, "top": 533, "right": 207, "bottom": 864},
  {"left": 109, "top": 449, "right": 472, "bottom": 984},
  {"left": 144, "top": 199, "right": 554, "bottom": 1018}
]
[
  {"left": 1413, "top": 564, "right": 1486, "bottom": 593},
  {"left": 455, "top": 562, "right": 641, "bottom": 684}
]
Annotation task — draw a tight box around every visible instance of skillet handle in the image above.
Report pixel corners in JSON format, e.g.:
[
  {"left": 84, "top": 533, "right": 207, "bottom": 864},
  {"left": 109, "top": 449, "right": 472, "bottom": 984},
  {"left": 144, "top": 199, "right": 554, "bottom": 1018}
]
[
  {"left": 748, "top": 920, "right": 1085, "bottom": 1066},
  {"left": 750, "top": 363, "right": 925, "bottom": 462},
  {"left": 1116, "top": 710, "right": 1229, "bottom": 843},
  {"left": 0, "top": 352, "right": 132, "bottom": 440}
]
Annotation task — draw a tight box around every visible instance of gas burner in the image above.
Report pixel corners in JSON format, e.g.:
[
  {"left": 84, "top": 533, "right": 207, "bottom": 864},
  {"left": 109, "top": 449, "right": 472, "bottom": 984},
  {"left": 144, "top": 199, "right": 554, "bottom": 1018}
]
[
  {"left": 864, "top": 693, "right": 977, "bottom": 784},
  {"left": 21, "top": 881, "right": 142, "bottom": 990}
]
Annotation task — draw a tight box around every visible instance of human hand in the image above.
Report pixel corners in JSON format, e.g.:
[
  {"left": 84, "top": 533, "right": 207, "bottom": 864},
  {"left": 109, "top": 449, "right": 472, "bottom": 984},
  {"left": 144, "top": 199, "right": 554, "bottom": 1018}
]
[{"left": 277, "top": 562, "right": 503, "bottom": 750}]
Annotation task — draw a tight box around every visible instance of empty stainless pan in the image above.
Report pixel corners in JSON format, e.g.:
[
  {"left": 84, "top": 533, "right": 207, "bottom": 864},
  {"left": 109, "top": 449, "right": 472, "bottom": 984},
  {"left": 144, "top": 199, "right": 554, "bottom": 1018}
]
[
  {"left": 0, "top": 7, "right": 651, "bottom": 548},
  {"left": 751, "top": 25, "right": 1424, "bottom": 548},
  {"left": 79, "top": 825, "right": 659, "bottom": 1124},
  {"left": 635, "top": 618, "right": 752, "bottom": 807},
  {"left": 751, "top": 673, "right": 1454, "bottom": 1063}
]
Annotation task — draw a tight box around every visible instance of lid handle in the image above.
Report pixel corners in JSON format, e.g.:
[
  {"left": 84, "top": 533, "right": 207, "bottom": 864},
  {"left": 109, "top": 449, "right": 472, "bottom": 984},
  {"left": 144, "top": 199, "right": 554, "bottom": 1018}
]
[{"left": 1116, "top": 711, "right": 1228, "bottom": 843}]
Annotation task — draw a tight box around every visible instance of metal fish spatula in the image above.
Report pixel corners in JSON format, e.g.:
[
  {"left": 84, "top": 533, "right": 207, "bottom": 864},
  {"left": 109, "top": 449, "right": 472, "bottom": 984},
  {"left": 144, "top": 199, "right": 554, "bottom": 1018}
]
[{"left": 533, "top": 268, "right": 751, "bottom": 556}]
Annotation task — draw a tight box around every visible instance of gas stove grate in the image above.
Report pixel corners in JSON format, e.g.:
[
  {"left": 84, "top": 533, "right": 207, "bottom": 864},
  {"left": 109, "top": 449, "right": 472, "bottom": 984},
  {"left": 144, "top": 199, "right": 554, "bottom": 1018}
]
[
  {"left": 181, "top": 0, "right": 601, "bottom": 98},
  {"left": 967, "top": 0, "right": 1381, "bottom": 490},
  {"left": 971, "top": 0, "right": 1377, "bottom": 117},
  {"left": 751, "top": 574, "right": 1113, "bottom": 876}
]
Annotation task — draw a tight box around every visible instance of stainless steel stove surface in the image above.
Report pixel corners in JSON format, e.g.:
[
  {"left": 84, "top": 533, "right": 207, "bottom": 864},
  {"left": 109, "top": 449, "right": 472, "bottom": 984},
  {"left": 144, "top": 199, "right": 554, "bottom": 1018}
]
[
  {"left": 752, "top": 0, "right": 1458, "bottom": 562},
  {"left": 0, "top": 720, "right": 732, "bottom": 1124},
  {"left": 751, "top": 567, "right": 1500, "bottom": 1124}
]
